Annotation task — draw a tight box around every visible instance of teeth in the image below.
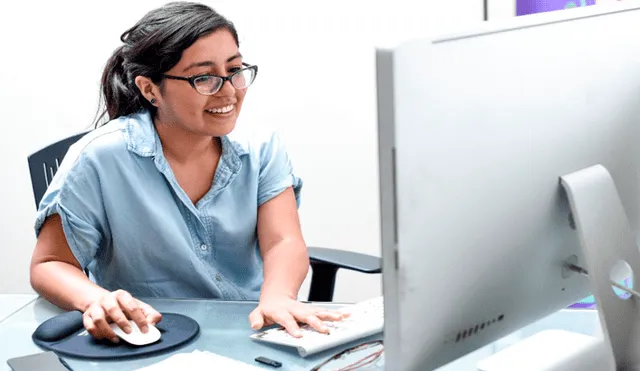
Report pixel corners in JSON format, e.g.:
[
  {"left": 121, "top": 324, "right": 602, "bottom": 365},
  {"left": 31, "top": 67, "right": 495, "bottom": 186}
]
[{"left": 206, "top": 104, "right": 234, "bottom": 114}]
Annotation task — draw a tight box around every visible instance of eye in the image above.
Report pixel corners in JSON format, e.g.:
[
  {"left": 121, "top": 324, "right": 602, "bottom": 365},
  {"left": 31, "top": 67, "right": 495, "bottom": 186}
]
[
  {"left": 192, "top": 75, "right": 218, "bottom": 91},
  {"left": 193, "top": 75, "right": 214, "bottom": 84},
  {"left": 228, "top": 66, "right": 242, "bottom": 74}
]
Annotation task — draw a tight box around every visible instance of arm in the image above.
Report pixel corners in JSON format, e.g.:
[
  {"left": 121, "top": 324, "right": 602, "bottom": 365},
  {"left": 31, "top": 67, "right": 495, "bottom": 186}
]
[
  {"left": 30, "top": 214, "right": 108, "bottom": 312},
  {"left": 248, "top": 133, "right": 344, "bottom": 336},
  {"left": 31, "top": 147, "right": 159, "bottom": 341},
  {"left": 30, "top": 214, "right": 160, "bottom": 342},
  {"left": 256, "top": 187, "right": 309, "bottom": 300},
  {"left": 248, "top": 187, "right": 344, "bottom": 336}
]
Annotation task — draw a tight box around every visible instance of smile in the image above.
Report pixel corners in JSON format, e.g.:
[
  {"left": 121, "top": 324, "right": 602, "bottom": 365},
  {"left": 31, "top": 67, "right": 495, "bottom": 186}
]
[{"left": 205, "top": 104, "right": 234, "bottom": 114}]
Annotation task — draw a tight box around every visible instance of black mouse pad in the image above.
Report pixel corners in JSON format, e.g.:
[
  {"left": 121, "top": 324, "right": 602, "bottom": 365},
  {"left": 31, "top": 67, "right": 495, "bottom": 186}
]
[{"left": 32, "top": 311, "right": 199, "bottom": 360}]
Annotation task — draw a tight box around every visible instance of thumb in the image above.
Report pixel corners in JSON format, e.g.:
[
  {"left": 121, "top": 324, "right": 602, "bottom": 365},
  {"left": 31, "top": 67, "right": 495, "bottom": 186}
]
[{"left": 249, "top": 308, "right": 264, "bottom": 330}]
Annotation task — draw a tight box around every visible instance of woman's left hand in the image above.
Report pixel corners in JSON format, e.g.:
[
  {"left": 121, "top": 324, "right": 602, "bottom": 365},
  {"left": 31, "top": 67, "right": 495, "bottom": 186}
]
[{"left": 248, "top": 295, "right": 347, "bottom": 337}]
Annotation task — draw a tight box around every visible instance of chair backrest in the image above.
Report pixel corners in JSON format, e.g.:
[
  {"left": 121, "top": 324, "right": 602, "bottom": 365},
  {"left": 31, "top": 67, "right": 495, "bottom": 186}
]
[{"left": 27, "top": 132, "right": 88, "bottom": 209}]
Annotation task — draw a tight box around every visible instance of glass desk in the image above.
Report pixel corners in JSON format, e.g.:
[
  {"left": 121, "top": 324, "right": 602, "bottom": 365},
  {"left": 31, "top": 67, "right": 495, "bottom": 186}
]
[
  {"left": 0, "top": 295, "right": 36, "bottom": 323},
  {"left": 0, "top": 295, "right": 601, "bottom": 371},
  {"left": 0, "top": 297, "right": 383, "bottom": 371}
]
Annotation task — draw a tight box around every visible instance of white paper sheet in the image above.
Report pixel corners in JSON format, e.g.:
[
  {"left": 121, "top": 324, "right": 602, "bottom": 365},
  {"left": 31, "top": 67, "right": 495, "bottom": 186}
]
[{"left": 135, "top": 350, "right": 265, "bottom": 370}]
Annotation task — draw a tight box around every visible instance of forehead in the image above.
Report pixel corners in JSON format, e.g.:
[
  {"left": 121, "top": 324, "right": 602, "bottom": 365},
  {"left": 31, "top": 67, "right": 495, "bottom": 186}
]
[{"left": 176, "top": 29, "right": 239, "bottom": 66}]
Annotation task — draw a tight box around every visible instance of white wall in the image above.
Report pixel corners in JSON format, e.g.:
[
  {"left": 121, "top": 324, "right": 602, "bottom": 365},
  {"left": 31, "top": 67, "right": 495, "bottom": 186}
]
[
  {"left": 0, "top": 0, "right": 483, "bottom": 301},
  {"left": 488, "top": 0, "right": 517, "bottom": 19}
]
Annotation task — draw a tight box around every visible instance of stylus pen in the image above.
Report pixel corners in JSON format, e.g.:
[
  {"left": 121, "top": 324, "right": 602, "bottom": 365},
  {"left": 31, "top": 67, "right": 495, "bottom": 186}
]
[{"left": 566, "top": 263, "right": 640, "bottom": 300}]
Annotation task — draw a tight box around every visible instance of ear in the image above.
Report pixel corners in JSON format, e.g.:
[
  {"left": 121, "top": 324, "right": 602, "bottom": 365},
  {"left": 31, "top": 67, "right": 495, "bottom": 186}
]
[{"left": 134, "top": 76, "right": 160, "bottom": 106}]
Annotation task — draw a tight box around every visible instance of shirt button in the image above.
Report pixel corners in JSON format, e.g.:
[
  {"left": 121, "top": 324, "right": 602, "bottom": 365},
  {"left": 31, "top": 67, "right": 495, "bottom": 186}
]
[
  {"left": 216, "top": 274, "right": 222, "bottom": 281},
  {"left": 200, "top": 244, "right": 208, "bottom": 251}
]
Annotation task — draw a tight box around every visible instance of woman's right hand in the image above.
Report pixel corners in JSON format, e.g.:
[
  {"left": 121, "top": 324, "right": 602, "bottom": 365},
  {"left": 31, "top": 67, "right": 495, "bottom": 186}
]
[{"left": 82, "top": 289, "right": 162, "bottom": 343}]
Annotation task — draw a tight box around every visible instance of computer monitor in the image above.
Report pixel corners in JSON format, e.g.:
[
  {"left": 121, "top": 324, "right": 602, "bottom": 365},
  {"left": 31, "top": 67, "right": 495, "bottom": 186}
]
[{"left": 375, "top": 2, "right": 640, "bottom": 370}]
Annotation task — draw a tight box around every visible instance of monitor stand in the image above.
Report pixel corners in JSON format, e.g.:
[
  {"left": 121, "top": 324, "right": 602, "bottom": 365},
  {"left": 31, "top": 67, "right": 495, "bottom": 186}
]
[
  {"left": 561, "top": 164, "right": 640, "bottom": 370},
  {"left": 478, "top": 164, "right": 640, "bottom": 371}
]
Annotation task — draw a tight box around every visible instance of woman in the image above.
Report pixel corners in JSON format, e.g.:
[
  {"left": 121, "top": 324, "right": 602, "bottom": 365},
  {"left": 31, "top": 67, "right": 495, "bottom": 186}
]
[{"left": 29, "top": 1, "right": 343, "bottom": 343}]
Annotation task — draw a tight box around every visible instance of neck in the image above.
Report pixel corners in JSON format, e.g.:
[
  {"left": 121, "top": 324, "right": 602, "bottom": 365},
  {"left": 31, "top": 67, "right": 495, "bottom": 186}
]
[{"left": 154, "top": 117, "right": 220, "bottom": 163}]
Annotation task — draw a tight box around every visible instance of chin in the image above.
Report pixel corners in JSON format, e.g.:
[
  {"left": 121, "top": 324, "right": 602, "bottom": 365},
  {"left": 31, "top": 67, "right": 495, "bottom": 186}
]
[
  {"left": 202, "top": 122, "right": 236, "bottom": 137},
  {"left": 201, "top": 114, "right": 238, "bottom": 137}
]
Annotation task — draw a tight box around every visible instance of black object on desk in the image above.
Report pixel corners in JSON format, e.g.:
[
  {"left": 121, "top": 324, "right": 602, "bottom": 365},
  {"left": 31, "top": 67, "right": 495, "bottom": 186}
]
[
  {"left": 31, "top": 310, "right": 199, "bottom": 360},
  {"left": 255, "top": 356, "right": 282, "bottom": 368}
]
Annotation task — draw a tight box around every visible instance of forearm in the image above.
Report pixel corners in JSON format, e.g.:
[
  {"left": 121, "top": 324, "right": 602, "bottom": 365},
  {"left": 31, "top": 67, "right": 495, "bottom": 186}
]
[
  {"left": 31, "top": 261, "right": 109, "bottom": 312},
  {"left": 260, "top": 238, "right": 310, "bottom": 300}
]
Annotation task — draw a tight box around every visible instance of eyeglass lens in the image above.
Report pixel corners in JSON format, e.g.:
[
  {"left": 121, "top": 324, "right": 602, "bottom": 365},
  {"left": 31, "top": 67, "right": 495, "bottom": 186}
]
[{"left": 192, "top": 68, "right": 255, "bottom": 94}]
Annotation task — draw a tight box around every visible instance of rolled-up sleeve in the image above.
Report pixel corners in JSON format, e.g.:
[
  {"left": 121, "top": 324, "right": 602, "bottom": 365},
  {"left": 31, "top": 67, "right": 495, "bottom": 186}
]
[
  {"left": 257, "top": 132, "right": 303, "bottom": 207},
  {"left": 34, "top": 150, "right": 108, "bottom": 269}
]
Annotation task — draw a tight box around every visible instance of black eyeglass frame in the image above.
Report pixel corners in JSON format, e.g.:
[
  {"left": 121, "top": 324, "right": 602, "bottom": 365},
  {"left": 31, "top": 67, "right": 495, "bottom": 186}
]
[{"left": 161, "top": 62, "right": 258, "bottom": 95}]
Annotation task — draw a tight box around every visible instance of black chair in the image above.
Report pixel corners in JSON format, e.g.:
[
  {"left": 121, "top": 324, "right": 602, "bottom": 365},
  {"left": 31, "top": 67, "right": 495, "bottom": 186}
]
[
  {"left": 27, "top": 132, "right": 89, "bottom": 209},
  {"left": 27, "top": 132, "right": 382, "bottom": 302}
]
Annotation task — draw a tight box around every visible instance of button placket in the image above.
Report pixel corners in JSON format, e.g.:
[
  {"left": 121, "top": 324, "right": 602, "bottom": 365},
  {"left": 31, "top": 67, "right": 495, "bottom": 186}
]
[{"left": 196, "top": 241, "right": 212, "bottom": 260}]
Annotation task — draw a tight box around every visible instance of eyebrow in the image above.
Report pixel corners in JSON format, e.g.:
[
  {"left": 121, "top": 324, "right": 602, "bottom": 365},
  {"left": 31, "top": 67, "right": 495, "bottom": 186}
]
[{"left": 183, "top": 53, "right": 243, "bottom": 72}]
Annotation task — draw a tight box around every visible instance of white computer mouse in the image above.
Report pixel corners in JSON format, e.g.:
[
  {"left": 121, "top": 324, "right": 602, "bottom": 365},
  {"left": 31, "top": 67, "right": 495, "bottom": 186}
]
[{"left": 110, "top": 320, "right": 161, "bottom": 346}]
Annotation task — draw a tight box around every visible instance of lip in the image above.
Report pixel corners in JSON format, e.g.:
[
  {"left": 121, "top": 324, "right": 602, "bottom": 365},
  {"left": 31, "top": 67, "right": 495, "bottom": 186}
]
[
  {"left": 205, "top": 102, "right": 236, "bottom": 111},
  {"left": 204, "top": 107, "right": 235, "bottom": 118}
]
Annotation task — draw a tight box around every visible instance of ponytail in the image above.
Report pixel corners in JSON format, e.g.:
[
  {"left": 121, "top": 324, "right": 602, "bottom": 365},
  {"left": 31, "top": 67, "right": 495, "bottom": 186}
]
[{"left": 95, "top": 45, "right": 151, "bottom": 126}]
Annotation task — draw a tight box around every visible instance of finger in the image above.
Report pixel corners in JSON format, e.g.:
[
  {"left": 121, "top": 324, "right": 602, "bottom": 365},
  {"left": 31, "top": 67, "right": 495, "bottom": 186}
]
[
  {"left": 335, "top": 309, "right": 352, "bottom": 318},
  {"left": 271, "top": 312, "right": 302, "bottom": 338},
  {"left": 83, "top": 313, "right": 105, "bottom": 340},
  {"left": 116, "top": 291, "right": 148, "bottom": 333},
  {"left": 306, "top": 305, "right": 346, "bottom": 318},
  {"left": 136, "top": 300, "right": 162, "bottom": 325},
  {"left": 301, "top": 314, "right": 329, "bottom": 334},
  {"left": 102, "top": 294, "right": 131, "bottom": 335},
  {"left": 89, "top": 305, "right": 118, "bottom": 342},
  {"left": 146, "top": 308, "right": 163, "bottom": 326},
  {"left": 315, "top": 311, "right": 346, "bottom": 322},
  {"left": 248, "top": 308, "right": 264, "bottom": 330}
]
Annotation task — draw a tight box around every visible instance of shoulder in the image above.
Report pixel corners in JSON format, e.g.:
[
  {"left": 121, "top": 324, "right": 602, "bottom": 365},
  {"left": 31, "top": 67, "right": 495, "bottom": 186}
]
[
  {"left": 47, "top": 118, "right": 130, "bottom": 191},
  {"left": 34, "top": 120, "right": 130, "bottom": 231},
  {"left": 64, "top": 120, "right": 127, "bottom": 166},
  {"left": 227, "top": 128, "right": 302, "bottom": 206}
]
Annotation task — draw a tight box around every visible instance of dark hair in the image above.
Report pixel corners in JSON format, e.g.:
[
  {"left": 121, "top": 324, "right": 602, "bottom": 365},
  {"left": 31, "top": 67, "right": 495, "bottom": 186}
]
[{"left": 94, "top": 1, "right": 239, "bottom": 126}]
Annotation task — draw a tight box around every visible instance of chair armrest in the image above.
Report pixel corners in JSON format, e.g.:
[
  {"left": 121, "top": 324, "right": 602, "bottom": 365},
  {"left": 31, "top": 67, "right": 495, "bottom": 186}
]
[
  {"left": 306, "top": 247, "right": 382, "bottom": 302},
  {"left": 308, "top": 247, "right": 382, "bottom": 274}
]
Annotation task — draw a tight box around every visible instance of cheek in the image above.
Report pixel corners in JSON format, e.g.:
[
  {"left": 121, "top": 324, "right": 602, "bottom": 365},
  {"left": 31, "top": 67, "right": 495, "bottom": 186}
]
[
  {"left": 170, "top": 93, "right": 208, "bottom": 117},
  {"left": 235, "top": 90, "right": 247, "bottom": 110}
]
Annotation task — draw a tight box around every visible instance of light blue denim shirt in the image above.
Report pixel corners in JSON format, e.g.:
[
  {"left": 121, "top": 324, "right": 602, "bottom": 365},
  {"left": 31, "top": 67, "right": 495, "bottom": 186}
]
[{"left": 34, "top": 110, "right": 302, "bottom": 301}]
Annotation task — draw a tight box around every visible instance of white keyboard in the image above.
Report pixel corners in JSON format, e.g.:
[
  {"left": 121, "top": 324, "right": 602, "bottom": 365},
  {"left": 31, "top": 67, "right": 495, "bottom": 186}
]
[{"left": 250, "top": 296, "right": 384, "bottom": 357}]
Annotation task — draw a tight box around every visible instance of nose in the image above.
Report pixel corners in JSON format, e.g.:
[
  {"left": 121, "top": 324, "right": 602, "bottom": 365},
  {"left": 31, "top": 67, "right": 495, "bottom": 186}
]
[{"left": 217, "top": 78, "right": 236, "bottom": 96}]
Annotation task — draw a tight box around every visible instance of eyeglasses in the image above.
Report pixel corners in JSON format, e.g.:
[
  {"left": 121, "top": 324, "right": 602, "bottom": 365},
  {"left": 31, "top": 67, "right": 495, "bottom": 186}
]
[
  {"left": 161, "top": 62, "right": 258, "bottom": 95},
  {"left": 310, "top": 340, "right": 384, "bottom": 371}
]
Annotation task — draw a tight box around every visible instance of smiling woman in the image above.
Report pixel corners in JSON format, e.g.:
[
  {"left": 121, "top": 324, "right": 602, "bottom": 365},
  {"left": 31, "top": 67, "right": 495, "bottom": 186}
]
[{"left": 29, "top": 1, "right": 345, "bottom": 345}]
